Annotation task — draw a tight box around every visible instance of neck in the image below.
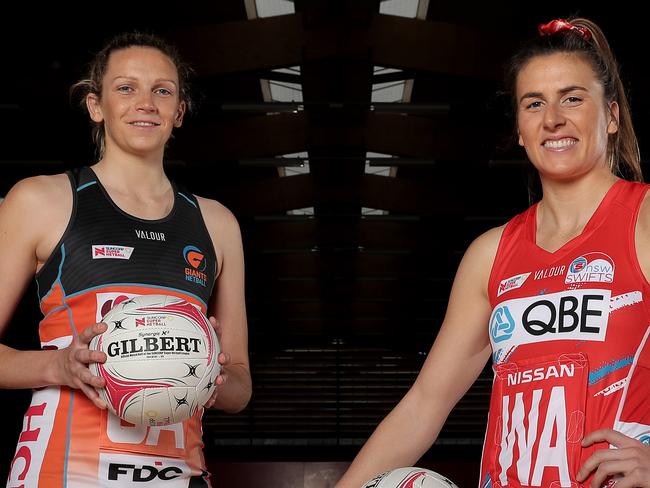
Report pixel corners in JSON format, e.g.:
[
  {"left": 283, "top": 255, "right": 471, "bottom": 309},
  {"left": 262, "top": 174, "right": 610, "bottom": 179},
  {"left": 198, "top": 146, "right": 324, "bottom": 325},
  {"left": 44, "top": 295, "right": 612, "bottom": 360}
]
[
  {"left": 92, "top": 148, "right": 169, "bottom": 197},
  {"left": 537, "top": 168, "right": 619, "bottom": 233}
]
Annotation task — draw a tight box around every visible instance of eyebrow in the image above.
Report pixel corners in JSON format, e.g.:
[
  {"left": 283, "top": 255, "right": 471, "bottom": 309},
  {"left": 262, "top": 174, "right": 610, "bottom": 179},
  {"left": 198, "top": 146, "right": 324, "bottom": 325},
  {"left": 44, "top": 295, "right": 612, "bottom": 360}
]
[
  {"left": 519, "top": 85, "right": 588, "bottom": 104},
  {"left": 112, "top": 76, "right": 178, "bottom": 87}
]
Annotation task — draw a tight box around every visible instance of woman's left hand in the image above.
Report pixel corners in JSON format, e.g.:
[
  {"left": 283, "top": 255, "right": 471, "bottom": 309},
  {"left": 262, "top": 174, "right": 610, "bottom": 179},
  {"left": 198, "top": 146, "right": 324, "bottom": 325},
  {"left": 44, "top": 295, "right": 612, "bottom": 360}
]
[
  {"left": 577, "top": 428, "right": 650, "bottom": 487},
  {"left": 203, "top": 316, "right": 230, "bottom": 409}
]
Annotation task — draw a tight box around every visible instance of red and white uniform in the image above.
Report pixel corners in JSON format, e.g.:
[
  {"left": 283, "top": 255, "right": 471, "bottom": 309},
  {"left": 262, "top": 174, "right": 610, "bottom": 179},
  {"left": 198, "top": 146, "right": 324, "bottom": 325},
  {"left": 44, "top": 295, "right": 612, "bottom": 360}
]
[{"left": 480, "top": 180, "right": 650, "bottom": 487}]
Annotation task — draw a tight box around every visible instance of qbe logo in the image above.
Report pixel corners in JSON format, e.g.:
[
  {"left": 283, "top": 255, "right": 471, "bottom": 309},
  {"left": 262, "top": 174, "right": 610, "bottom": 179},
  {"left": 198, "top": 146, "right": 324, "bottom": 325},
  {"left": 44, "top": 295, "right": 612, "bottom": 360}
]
[
  {"left": 489, "top": 289, "right": 611, "bottom": 349},
  {"left": 490, "top": 306, "right": 515, "bottom": 343}
]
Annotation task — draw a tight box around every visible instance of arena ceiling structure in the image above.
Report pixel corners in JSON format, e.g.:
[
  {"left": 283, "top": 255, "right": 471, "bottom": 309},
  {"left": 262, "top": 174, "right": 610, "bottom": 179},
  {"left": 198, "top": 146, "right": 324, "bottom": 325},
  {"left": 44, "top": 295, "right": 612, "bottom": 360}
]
[{"left": 0, "top": 0, "right": 647, "bottom": 483}]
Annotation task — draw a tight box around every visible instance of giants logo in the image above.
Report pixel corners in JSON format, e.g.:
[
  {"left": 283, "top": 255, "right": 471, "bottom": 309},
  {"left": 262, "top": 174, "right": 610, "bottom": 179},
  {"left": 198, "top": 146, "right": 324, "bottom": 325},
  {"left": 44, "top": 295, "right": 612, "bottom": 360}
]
[
  {"left": 183, "top": 245, "right": 207, "bottom": 287},
  {"left": 489, "top": 290, "right": 610, "bottom": 350}
]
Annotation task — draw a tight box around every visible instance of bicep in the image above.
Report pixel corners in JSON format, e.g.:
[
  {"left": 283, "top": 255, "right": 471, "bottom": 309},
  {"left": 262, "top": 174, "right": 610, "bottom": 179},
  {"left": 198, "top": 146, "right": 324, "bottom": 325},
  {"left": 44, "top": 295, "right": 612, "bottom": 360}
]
[
  {"left": 0, "top": 182, "right": 43, "bottom": 336},
  {"left": 208, "top": 211, "right": 249, "bottom": 368},
  {"left": 411, "top": 230, "right": 499, "bottom": 412}
]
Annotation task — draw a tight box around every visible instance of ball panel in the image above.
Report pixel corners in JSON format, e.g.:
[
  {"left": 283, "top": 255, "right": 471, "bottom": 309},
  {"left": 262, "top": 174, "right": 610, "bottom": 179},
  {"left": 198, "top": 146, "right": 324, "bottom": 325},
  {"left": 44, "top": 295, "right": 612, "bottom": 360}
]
[
  {"left": 167, "top": 387, "right": 198, "bottom": 424},
  {"left": 90, "top": 294, "right": 220, "bottom": 425},
  {"left": 362, "top": 468, "right": 458, "bottom": 488},
  {"left": 142, "top": 388, "right": 174, "bottom": 426}
]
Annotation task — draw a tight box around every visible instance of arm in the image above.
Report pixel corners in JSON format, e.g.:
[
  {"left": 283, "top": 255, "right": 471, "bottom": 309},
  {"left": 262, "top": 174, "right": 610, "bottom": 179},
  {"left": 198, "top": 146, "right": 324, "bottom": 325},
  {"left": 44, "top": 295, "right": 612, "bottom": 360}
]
[
  {"left": 197, "top": 197, "right": 252, "bottom": 413},
  {"left": 335, "top": 226, "right": 502, "bottom": 488},
  {"left": 0, "top": 176, "right": 107, "bottom": 407}
]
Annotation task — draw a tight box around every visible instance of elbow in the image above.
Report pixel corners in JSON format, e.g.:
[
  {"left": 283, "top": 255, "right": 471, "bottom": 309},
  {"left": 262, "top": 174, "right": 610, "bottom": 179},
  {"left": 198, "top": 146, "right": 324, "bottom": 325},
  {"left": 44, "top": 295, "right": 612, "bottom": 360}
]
[
  {"left": 223, "top": 386, "right": 252, "bottom": 414},
  {"left": 218, "top": 368, "right": 252, "bottom": 414}
]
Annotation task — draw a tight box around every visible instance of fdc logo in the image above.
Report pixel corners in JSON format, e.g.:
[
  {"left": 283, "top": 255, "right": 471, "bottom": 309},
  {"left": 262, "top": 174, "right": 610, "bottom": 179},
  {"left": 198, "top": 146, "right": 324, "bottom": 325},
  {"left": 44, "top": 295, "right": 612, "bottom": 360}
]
[
  {"left": 490, "top": 306, "right": 515, "bottom": 343},
  {"left": 108, "top": 463, "right": 183, "bottom": 481}
]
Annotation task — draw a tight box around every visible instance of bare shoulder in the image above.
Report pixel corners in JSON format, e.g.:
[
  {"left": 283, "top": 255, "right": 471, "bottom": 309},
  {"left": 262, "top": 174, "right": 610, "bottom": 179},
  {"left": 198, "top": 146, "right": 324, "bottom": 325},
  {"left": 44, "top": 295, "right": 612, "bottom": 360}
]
[
  {"left": 634, "top": 188, "right": 650, "bottom": 279},
  {"left": 1, "top": 173, "right": 71, "bottom": 221},
  {"left": 463, "top": 224, "right": 506, "bottom": 268},
  {"left": 195, "top": 196, "right": 240, "bottom": 234},
  {"left": 1, "top": 173, "right": 73, "bottom": 269}
]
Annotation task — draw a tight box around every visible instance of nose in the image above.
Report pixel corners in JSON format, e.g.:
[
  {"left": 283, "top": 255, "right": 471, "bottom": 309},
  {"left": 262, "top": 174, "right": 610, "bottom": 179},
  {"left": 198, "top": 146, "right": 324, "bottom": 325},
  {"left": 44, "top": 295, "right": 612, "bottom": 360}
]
[
  {"left": 135, "top": 91, "right": 157, "bottom": 113},
  {"left": 543, "top": 103, "right": 565, "bottom": 130}
]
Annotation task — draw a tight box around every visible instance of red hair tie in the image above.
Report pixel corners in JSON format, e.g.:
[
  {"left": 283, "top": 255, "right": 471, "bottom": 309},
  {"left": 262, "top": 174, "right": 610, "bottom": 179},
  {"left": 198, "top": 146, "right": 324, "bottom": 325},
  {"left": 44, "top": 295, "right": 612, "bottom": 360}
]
[{"left": 538, "top": 19, "right": 592, "bottom": 41}]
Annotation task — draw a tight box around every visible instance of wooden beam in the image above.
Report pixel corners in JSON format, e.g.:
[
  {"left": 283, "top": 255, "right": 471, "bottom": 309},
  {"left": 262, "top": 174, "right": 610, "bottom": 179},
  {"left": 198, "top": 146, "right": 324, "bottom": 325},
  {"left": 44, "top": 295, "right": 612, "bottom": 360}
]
[{"left": 172, "top": 14, "right": 513, "bottom": 77}]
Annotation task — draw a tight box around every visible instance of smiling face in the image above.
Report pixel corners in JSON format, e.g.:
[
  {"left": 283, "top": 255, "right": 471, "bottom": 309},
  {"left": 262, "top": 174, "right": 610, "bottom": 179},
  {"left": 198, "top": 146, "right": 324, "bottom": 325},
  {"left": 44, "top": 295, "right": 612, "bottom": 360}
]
[
  {"left": 86, "top": 46, "right": 185, "bottom": 160},
  {"left": 515, "top": 52, "right": 619, "bottom": 182}
]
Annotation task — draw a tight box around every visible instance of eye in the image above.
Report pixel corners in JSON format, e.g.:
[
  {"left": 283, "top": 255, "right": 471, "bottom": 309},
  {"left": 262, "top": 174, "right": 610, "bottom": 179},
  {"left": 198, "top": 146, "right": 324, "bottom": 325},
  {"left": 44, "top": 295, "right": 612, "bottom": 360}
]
[
  {"left": 155, "top": 87, "right": 174, "bottom": 96},
  {"left": 564, "top": 96, "right": 582, "bottom": 104},
  {"left": 525, "top": 100, "right": 543, "bottom": 110}
]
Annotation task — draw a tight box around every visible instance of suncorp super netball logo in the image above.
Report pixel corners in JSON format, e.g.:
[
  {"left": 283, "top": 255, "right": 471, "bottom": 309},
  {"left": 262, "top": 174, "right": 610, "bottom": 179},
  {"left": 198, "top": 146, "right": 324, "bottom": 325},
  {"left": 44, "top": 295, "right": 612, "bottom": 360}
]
[
  {"left": 183, "top": 245, "right": 207, "bottom": 287},
  {"left": 565, "top": 252, "right": 615, "bottom": 284}
]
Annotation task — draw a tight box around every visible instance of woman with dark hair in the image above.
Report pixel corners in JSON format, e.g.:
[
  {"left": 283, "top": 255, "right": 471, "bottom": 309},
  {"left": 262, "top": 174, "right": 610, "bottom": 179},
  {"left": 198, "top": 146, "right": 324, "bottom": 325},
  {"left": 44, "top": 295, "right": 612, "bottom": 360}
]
[
  {"left": 1, "top": 32, "right": 251, "bottom": 486},
  {"left": 337, "top": 18, "right": 650, "bottom": 488}
]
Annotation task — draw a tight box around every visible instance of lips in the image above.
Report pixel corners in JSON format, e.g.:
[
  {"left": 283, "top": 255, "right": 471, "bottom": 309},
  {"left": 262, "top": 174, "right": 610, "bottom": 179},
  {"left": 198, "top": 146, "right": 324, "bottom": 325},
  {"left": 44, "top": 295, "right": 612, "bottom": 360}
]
[
  {"left": 128, "top": 121, "right": 160, "bottom": 127},
  {"left": 542, "top": 137, "right": 577, "bottom": 150}
]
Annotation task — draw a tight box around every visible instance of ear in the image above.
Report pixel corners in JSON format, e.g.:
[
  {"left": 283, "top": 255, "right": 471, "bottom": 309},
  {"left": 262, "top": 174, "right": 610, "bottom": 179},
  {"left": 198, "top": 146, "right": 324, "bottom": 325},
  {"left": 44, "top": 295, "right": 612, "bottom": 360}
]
[
  {"left": 174, "top": 101, "right": 186, "bottom": 128},
  {"left": 518, "top": 130, "right": 524, "bottom": 147},
  {"left": 86, "top": 93, "right": 104, "bottom": 123},
  {"left": 607, "top": 101, "right": 619, "bottom": 135}
]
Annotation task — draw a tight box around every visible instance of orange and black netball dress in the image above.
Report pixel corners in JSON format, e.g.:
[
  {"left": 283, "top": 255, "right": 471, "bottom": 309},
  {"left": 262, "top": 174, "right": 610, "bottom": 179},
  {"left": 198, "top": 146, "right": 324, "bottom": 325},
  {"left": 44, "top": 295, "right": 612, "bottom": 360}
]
[{"left": 7, "top": 167, "right": 217, "bottom": 488}]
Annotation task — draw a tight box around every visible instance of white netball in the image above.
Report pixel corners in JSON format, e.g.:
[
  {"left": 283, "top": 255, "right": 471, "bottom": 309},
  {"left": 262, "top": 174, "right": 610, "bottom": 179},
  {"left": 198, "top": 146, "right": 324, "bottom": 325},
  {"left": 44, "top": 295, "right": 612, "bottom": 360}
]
[
  {"left": 361, "top": 467, "right": 458, "bottom": 488},
  {"left": 89, "top": 294, "right": 220, "bottom": 426}
]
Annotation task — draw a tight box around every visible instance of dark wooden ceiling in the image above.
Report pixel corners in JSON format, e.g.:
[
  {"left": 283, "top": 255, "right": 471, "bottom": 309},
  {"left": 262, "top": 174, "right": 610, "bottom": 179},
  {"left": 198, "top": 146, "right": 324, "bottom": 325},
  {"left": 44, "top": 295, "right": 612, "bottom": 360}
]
[{"left": 1, "top": 0, "right": 647, "bottom": 470}]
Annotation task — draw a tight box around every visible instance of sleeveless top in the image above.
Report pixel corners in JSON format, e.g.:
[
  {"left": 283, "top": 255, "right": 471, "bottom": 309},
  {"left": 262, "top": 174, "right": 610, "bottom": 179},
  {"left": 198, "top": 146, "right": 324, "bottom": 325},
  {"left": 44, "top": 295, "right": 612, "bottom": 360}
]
[
  {"left": 479, "top": 180, "right": 650, "bottom": 488},
  {"left": 7, "top": 167, "right": 217, "bottom": 488}
]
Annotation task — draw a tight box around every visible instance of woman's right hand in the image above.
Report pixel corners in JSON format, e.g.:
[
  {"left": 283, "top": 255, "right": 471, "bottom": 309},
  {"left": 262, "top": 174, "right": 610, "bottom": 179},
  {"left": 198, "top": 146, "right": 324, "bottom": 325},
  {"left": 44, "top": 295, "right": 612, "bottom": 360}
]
[{"left": 55, "top": 322, "right": 108, "bottom": 409}]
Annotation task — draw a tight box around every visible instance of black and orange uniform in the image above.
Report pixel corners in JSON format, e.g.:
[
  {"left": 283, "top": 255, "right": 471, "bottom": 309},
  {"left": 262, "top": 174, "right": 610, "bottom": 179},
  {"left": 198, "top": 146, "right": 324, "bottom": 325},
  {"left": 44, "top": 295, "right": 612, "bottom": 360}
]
[
  {"left": 7, "top": 166, "right": 217, "bottom": 488},
  {"left": 480, "top": 180, "right": 650, "bottom": 487}
]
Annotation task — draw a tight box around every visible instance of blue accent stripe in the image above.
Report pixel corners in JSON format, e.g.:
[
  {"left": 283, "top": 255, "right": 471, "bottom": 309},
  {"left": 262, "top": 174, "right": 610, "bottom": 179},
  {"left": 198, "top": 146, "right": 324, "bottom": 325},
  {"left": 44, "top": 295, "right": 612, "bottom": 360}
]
[
  {"left": 76, "top": 181, "right": 97, "bottom": 192},
  {"left": 57, "top": 245, "right": 78, "bottom": 337},
  {"left": 43, "top": 305, "right": 66, "bottom": 320},
  {"left": 178, "top": 191, "right": 197, "bottom": 208},
  {"left": 481, "top": 474, "right": 492, "bottom": 488},
  {"left": 589, "top": 356, "right": 634, "bottom": 385},
  {"left": 63, "top": 390, "right": 75, "bottom": 487},
  {"left": 39, "top": 244, "right": 67, "bottom": 314},
  {"left": 65, "top": 283, "right": 208, "bottom": 309}
]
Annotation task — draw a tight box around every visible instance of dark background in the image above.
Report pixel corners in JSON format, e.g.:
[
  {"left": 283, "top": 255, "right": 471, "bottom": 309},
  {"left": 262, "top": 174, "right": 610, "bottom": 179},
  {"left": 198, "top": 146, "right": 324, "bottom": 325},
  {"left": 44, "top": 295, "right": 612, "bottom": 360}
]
[{"left": 1, "top": 2, "right": 647, "bottom": 486}]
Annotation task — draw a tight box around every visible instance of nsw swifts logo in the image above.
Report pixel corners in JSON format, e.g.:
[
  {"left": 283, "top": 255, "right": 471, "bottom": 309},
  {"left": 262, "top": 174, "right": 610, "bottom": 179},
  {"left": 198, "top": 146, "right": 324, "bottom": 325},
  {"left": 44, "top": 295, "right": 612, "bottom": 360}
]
[
  {"left": 565, "top": 252, "right": 614, "bottom": 284},
  {"left": 183, "top": 245, "right": 207, "bottom": 287},
  {"left": 92, "top": 245, "right": 134, "bottom": 260}
]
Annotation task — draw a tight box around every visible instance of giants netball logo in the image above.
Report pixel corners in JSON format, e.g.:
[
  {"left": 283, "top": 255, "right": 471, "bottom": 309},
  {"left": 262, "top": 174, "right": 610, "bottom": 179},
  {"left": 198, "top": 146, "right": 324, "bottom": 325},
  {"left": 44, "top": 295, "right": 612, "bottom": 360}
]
[
  {"left": 565, "top": 252, "right": 614, "bottom": 284},
  {"left": 183, "top": 245, "right": 207, "bottom": 287}
]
